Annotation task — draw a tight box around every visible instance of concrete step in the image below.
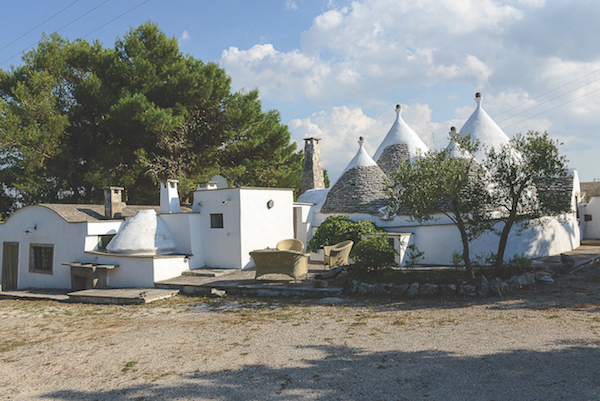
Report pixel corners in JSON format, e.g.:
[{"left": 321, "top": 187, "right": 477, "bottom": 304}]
[{"left": 67, "top": 288, "right": 179, "bottom": 305}]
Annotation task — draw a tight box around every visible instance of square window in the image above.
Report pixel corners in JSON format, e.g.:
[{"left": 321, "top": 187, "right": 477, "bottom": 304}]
[
  {"left": 29, "top": 244, "right": 54, "bottom": 274},
  {"left": 210, "top": 213, "right": 224, "bottom": 228}
]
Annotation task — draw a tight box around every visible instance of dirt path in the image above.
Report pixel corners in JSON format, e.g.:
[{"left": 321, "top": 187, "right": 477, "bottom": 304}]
[{"left": 2, "top": 263, "right": 600, "bottom": 400}]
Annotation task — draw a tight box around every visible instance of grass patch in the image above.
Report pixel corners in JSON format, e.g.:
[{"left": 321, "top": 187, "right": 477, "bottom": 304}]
[
  {"left": 123, "top": 360, "right": 138, "bottom": 372},
  {"left": 0, "top": 339, "right": 29, "bottom": 353}
]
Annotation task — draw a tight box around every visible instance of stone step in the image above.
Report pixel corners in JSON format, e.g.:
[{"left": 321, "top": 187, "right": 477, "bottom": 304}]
[{"left": 182, "top": 268, "right": 240, "bottom": 277}]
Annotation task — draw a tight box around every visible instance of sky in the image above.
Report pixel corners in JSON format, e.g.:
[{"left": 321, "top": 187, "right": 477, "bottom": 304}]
[{"left": 2, "top": 0, "right": 600, "bottom": 183}]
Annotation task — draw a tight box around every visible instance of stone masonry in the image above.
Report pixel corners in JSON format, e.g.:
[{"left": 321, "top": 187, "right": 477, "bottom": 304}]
[{"left": 301, "top": 137, "right": 325, "bottom": 195}]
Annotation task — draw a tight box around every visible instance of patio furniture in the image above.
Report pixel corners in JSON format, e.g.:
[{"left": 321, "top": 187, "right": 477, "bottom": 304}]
[
  {"left": 250, "top": 248, "right": 309, "bottom": 281},
  {"left": 276, "top": 238, "right": 305, "bottom": 252},
  {"left": 323, "top": 240, "right": 354, "bottom": 268}
]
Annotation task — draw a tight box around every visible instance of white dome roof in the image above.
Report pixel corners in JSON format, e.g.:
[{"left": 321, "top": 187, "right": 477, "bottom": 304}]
[
  {"left": 373, "top": 104, "right": 429, "bottom": 161},
  {"left": 445, "top": 127, "right": 477, "bottom": 161},
  {"left": 341, "top": 136, "right": 378, "bottom": 175},
  {"left": 459, "top": 93, "right": 510, "bottom": 161},
  {"left": 106, "top": 209, "right": 176, "bottom": 255}
]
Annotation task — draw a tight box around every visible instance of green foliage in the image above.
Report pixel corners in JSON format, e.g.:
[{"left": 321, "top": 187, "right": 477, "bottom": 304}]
[
  {"left": 504, "top": 253, "right": 533, "bottom": 277},
  {"left": 484, "top": 131, "right": 571, "bottom": 275},
  {"left": 323, "top": 169, "right": 330, "bottom": 188},
  {"left": 386, "top": 133, "right": 492, "bottom": 278},
  {"left": 404, "top": 244, "right": 425, "bottom": 268},
  {"left": 0, "top": 23, "right": 302, "bottom": 213},
  {"left": 451, "top": 250, "right": 463, "bottom": 270},
  {"left": 306, "top": 215, "right": 378, "bottom": 253},
  {"left": 349, "top": 235, "right": 398, "bottom": 275}
]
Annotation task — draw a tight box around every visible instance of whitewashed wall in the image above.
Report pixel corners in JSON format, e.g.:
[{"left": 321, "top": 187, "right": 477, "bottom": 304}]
[
  {"left": 160, "top": 213, "right": 204, "bottom": 269},
  {"left": 239, "top": 189, "right": 294, "bottom": 269},
  {"left": 0, "top": 206, "right": 87, "bottom": 289},
  {"left": 581, "top": 199, "right": 600, "bottom": 240},
  {"left": 89, "top": 252, "right": 189, "bottom": 288},
  {"left": 192, "top": 188, "right": 295, "bottom": 269},
  {"left": 193, "top": 188, "right": 242, "bottom": 269}
]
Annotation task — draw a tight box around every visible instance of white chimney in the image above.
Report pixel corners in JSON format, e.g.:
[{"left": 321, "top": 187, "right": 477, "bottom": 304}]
[{"left": 160, "top": 179, "right": 181, "bottom": 214}]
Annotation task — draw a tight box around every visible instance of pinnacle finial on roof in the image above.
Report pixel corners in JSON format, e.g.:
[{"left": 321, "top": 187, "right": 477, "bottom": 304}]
[
  {"left": 450, "top": 126, "right": 457, "bottom": 133},
  {"left": 358, "top": 136, "right": 365, "bottom": 146},
  {"left": 395, "top": 104, "right": 401, "bottom": 114},
  {"left": 475, "top": 92, "right": 482, "bottom": 107}
]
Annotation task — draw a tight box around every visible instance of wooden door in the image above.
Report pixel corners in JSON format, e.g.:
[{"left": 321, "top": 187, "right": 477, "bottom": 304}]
[{"left": 2, "top": 242, "right": 18, "bottom": 290}]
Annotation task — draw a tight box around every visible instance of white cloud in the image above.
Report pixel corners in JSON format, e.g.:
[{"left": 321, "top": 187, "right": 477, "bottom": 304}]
[
  {"left": 179, "top": 30, "right": 190, "bottom": 42},
  {"left": 220, "top": 0, "right": 600, "bottom": 181},
  {"left": 285, "top": 0, "right": 298, "bottom": 11}
]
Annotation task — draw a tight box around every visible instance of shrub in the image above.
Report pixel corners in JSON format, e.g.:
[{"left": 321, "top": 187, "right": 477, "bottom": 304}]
[
  {"left": 349, "top": 235, "right": 398, "bottom": 275},
  {"left": 307, "top": 215, "right": 378, "bottom": 253},
  {"left": 451, "top": 250, "right": 463, "bottom": 270},
  {"left": 404, "top": 244, "right": 425, "bottom": 268},
  {"left": 504, "top": 253, "right": 533, "bottom": 277}
]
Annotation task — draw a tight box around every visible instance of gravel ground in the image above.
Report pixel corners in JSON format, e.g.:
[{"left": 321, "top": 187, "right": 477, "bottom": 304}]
[{"left": 1, "top": 263, "right": 600, "bottom": 401}]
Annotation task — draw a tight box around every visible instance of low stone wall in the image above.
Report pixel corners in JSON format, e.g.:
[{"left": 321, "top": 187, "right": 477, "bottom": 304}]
[{"left": 345, "top": 269, "right": 555, "bottom": 298}]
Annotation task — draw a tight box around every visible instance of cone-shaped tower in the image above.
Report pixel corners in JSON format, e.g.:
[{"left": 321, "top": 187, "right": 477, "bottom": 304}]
[
  {"left": 459, "top": 92, "right": 510, "bottom": 161},
  {"left": 373, "top": 104, "right": 429, "bottom": 162},
  {"left": 321, "top": 137, "right": 387, "bottom": 215}
]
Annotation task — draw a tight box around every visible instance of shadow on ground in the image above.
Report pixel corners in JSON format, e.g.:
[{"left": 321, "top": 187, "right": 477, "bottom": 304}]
[{"left": 41, "top": 343, "right": 600, "bottom": 400}]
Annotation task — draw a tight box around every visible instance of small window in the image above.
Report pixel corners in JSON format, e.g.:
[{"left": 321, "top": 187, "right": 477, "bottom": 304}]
[
  {"left": 585, "top": 214, "right": 593, "bottom": 222},
  {"left": 98, "top": 234, "right": 115, "bottom": 250},
  {"left": 29, "top": 244, "right": 54, "bottom": 274},
  {"left": 210, "top": 213, "right": 224, "bottom": 228}
]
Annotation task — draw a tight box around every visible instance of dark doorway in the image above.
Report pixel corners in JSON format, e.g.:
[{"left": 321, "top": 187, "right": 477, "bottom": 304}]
[{"left": 2, "top": 242, "right": 19, "bottom": 290}]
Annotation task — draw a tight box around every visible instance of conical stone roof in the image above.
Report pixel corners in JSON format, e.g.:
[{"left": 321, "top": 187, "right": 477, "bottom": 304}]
[
  {"left": 459, "top": 92, "right": 511, "bottom": 161},
  {"left": 106, "top": 209, "right": 176, "bottom": 255},
  {"left": 320, "top": 165, "right": 388, "bottom": 215},
  {"left": 377, "top": 143, "right": 410, "bottom": 175},
  {"left": 340, "top": 136, "right": 378, "bottom": 176},
  {"left": 373, "top": 104, "right": 429, "bottom": 161}
]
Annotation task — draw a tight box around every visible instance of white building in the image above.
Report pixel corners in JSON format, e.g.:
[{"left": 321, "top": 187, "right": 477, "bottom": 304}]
[
  {"left": 0, "top": 92, "right": 583, "bottom": 290},
  {"left": 298, "top": 93, "right": 582, "bottom": 266},
  {"left": 579, "top": 181, "right": 600, "bottom": 240},
  {"left": 0, "top": 180, "right": 295, "bottom": 290}
]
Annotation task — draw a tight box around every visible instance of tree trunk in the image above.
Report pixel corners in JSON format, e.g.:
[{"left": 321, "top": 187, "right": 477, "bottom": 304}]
[
  {"left": 454, "top": 211, "right": 475, "bottom": 280},
  {"left": 495, "top": 215, "right": 516, "bottom": 277}
]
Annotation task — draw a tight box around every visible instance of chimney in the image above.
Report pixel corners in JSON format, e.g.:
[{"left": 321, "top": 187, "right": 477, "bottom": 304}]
[
  {"left": 103, "top": 187, "right": 125, "bottom": 219},
  {"left": 160, "top": 179, "right": 182, "bottom": 214},
  {"left": 301, "top": 137, "right": 325, "bottom": 195}
]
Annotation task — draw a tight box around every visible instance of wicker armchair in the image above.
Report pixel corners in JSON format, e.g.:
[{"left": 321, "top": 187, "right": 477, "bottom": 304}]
[
  {"left": 250, "top": 249, "right": 309, "bottom": 281},
  {"left": 323, "top": 240, "right": 354, "bottom": 268},
  {"left": 276, "top": 239, "right": 305, "bottom": 252}
]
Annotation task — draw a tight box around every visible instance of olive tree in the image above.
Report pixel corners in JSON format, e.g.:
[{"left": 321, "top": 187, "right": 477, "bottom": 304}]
[
  {"left": 386, "top": 134, "right": 492, "bottom": 279},
  {"left": 484, "top": 131, "right": 571, "bottom": 276}
]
